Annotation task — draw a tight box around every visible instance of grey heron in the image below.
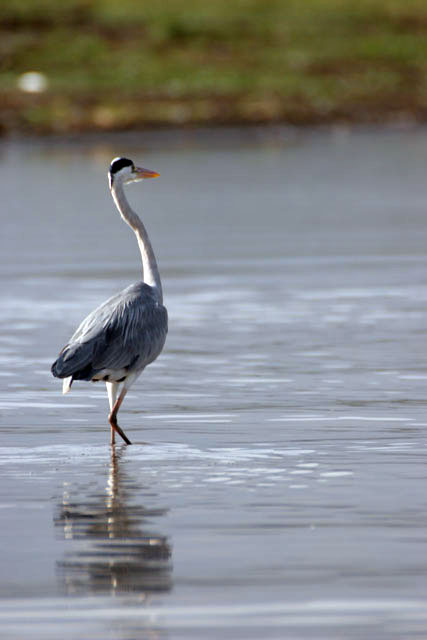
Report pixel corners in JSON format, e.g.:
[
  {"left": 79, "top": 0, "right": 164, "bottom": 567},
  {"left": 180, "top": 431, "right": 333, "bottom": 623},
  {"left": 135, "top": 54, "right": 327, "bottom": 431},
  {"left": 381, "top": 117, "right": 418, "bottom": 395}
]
[{"left": 51, "top": 157, "right": 168, "bottom": 445}]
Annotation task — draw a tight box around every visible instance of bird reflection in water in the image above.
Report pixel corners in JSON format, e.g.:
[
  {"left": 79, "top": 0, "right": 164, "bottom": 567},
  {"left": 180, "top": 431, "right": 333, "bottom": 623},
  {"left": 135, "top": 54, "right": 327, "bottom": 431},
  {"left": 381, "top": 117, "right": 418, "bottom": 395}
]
[{"left": 54, "top": 446, "right": 172, "bottom": 595}]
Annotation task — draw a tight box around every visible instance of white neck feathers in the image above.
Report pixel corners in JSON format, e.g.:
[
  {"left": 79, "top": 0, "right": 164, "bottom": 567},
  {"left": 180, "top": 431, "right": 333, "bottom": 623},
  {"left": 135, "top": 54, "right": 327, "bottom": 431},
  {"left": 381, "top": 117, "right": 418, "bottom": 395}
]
[{"left": 111, "top": 180, "right": 163, "bottom": 303}]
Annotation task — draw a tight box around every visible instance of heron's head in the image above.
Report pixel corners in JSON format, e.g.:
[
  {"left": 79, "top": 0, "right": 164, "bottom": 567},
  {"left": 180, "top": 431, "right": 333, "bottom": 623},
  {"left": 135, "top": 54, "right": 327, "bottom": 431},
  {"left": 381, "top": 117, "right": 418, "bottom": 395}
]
[{"left": 108, "top": 157, "right": 159, "bottom": 189}]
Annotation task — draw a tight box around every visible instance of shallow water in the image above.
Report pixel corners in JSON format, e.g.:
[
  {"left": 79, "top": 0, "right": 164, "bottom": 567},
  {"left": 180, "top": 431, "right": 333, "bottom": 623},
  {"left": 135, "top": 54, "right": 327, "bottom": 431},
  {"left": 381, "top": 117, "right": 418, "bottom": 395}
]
[{"left": 2, "top": 127, "right": 427, "bottom": 638}]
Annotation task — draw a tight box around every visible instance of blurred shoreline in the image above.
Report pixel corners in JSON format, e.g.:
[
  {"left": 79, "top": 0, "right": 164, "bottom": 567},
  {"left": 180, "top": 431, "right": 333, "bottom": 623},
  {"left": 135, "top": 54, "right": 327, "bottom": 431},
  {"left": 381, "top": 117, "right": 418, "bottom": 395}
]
[
  {"left": 1, "top": 91, "right": 425, "bottom": 137},
  {"left": 2, "top": 1, "right": 427, "bottom": 136}
]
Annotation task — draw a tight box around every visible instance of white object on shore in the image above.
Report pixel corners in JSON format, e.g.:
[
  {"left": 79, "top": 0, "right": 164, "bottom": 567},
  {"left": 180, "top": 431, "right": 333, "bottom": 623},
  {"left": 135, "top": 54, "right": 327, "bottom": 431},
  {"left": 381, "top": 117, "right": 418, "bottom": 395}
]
[{"left": 17, "top": 72, "right": 48, "bottom": 93}]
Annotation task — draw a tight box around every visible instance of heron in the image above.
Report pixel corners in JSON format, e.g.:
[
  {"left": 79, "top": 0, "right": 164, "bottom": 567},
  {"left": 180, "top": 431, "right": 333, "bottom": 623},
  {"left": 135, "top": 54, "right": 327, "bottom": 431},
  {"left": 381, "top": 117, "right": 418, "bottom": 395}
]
[{"left": 51, "top": 157, "right": 168, "bottom": 445}]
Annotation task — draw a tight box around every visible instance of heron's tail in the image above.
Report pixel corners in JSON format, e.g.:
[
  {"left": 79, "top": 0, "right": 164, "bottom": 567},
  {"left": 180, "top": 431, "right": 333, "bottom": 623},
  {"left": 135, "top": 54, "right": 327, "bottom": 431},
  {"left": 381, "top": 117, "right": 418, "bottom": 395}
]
[
  {"left": 51, "top": 343, "right": 96, "bottom": 382},
  {"left": 62, "top": 376, "right": 73, "bottom": 394}
]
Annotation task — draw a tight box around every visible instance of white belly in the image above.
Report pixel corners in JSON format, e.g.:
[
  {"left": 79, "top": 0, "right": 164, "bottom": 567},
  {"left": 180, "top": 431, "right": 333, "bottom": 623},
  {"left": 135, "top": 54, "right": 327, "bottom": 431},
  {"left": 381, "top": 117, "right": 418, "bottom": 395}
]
[{"left": 91, "top": 368, "right": 130, "bottom": 383}]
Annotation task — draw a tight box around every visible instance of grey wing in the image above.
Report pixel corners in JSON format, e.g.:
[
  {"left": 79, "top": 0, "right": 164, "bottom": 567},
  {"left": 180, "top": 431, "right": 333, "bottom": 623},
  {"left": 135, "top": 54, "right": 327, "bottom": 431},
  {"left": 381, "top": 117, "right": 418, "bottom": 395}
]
[{"left": 52, "top": 283, "right": 168, "bottom": 380}]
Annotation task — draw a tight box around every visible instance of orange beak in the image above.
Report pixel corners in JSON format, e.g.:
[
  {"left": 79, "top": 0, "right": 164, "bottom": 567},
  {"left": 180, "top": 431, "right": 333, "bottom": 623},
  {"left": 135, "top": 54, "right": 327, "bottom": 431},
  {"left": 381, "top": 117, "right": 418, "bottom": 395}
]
[{"left": 135, "top": 167, "right": 160, "bottom": 179}]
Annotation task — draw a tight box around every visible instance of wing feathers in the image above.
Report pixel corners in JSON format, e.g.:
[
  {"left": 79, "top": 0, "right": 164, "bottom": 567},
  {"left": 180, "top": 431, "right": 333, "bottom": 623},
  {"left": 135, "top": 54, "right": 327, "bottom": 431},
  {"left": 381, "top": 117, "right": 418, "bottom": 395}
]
[{"left": 51, "top": 282, "right": 168, "bottom": 382}]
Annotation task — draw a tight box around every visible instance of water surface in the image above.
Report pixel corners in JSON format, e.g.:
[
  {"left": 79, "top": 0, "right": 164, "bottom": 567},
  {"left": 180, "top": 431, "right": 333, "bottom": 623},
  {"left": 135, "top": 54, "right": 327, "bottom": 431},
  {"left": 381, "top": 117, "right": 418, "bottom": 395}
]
[{"left": 2, "top": 127, "right": 427, "bottom": 638}]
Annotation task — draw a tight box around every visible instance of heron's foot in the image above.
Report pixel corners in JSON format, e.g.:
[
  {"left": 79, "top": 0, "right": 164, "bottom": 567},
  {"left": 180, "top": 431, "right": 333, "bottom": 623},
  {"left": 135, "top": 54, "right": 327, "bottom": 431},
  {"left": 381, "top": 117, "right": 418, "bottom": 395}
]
[{"left": 109, "top": 414, "right": 132, "bottom": 445}]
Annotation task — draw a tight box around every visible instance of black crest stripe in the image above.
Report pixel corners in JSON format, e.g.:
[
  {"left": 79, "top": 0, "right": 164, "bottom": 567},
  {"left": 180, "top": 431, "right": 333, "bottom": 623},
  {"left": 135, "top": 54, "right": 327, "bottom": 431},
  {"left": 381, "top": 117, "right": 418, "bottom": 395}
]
[{"left": 110, "top": 157, "right": 133, "bottom": 174}]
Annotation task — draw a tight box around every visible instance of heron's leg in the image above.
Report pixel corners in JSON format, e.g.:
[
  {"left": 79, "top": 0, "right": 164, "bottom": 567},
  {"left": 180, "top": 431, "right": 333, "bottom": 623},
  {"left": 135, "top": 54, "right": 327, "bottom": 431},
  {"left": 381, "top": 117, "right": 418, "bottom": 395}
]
[
  {"left": 109, "top": 387, "right": 132, "bottom": 445},
  {"left": 106, "top": 381, "right": 118, "bottom": 411},
  {"left": 106, "top": 382, "right": 119, "bottom": 445}
]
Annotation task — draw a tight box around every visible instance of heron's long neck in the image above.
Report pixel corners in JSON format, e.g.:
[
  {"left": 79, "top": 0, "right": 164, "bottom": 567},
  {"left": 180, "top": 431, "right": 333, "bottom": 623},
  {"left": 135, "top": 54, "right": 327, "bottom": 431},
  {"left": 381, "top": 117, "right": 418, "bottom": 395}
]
[{"left": 111, "top": 181, "right": 163, "bottom": 303}]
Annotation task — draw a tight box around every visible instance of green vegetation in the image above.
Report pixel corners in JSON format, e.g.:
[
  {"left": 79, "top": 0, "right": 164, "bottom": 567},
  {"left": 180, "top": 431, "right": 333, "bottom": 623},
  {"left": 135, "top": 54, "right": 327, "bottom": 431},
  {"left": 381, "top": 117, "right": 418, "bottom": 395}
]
[{"left": 1, "top": 0, "right": 427, "bottom": 132}]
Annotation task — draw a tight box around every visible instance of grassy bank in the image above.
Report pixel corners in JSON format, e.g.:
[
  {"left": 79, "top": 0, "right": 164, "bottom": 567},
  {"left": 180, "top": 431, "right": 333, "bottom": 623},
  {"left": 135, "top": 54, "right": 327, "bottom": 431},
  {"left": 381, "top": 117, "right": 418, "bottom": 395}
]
[{"left": 1, "top": 0, "right": 427, "bottom": 133}]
